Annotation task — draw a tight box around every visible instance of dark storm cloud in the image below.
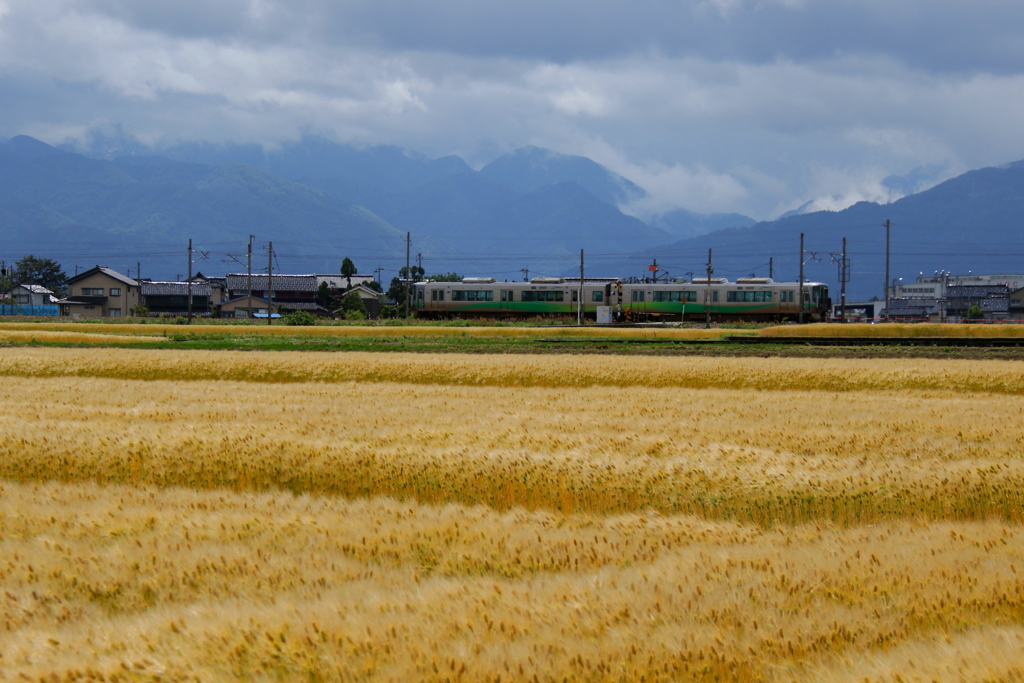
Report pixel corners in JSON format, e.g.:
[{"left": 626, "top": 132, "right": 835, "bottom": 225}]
[{"left": 2, "top": 0, "right": 1024, "bottom": 218}]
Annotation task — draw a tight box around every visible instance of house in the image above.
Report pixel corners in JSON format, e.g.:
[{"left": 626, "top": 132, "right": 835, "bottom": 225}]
[
  {"left": 884, "top": 298, "right": 941, "bottom": 321},
  {"left": 943, "top": 285, "right": 1010, "bottom": 321},
  {"left": 140, "top": 281, "right": 213, "bottom": 316},
  {"left": 0, "top": 284, "right": 59, "bottom": 316},
  {"left": 333, "top": 283, "right": 384, "bottom": 319},
  {"left": 224, "top": 273, "right": 325, "bottom": 316},
  {"left": 193, "top": 272, "right": 226, "bottom": 307},
  {"left": 11, "top": 284, "right": 57, "bottom": 306},
  {"left": 219, "top": 296, "right": 278, "bottom": 319},
  {"left": 1010, "top": 288, "right": 1024, "bottom": 320},
  {"left": 57, "top": 266, "right": 139, "bottom": 318}
]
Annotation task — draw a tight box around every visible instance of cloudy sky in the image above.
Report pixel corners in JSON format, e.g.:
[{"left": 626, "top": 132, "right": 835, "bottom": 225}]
[{"left": 2, "top": 0, "right": 1024, "bottom": 219}]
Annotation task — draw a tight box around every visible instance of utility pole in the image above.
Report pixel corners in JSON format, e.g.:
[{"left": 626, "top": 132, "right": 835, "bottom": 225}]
[
  {"left": 578, "top": 249, "right": 585, "bottom": 326},
  {"left": 798, "top": 233, "right": 805, "bottom": 325},
  {"left": 769, "top": 257, "right": 773, "bottom": 280},
  {"left": 405, "top": 232, "right": 411, "bottom": 320},
  {"left": 705, "top": 248, "right": 713, "bottom": 329},
  {"left": 375, "top": 266, "right": 383, "bottom": 286},
  {"left": 521, "top": 268, "right": 529, "bottom": 282},
  {"left": 841, "top": 237, "right": 848, "bottom": 323},
  {"left": 830, "top": 239, "right": 850, "bottom": 322},
  {"left": 247, "top": 235, "right": 254, "bottom": 319},
  {"left": 267, "top": 241, "right": 274, "bottom": 325},
  {"left": 417, "top": 252, "right": 422, "bottom": 271},
  {"left": 652, "top": 259, "right": 658, "bottom": 284},
  {"left": 884, "top": 219, "right": 891, "bottom": 322},
  {"left": 187, "top": 239, "right": 193, "bottom": 324}
]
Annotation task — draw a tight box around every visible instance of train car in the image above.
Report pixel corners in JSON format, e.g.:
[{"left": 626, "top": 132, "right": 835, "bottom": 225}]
[
  {"left": 617, "top": 277, "right": 831, "bottom": 322},
  {"left": 413, "top": 277, "right": 614, "bottom": 318},
  {"left": 412, "top": 276, "right": 830, "bottom": 322}
]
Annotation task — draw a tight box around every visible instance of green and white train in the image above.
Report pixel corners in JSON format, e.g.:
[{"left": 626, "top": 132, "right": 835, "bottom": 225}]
[{"left": 412, "top": 277, "right": 831, "bottom": 322}]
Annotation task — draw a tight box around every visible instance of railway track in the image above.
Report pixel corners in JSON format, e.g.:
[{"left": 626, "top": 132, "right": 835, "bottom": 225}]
[{"left": 540, "top": 336, "right": 1024, "bottom": 347}]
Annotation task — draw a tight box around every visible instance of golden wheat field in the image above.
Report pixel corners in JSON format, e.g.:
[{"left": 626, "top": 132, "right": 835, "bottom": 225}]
[{"left": 2, "top": 347, "right": 1024, "bottom": 682}]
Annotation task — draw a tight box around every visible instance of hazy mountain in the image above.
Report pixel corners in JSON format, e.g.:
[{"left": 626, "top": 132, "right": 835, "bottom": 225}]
[
  {"left": 0, "top": 136, "right": 404, "bottom": 276},
  {"left": 649, "top": 207, "right": 756, "bottom": 239},
  {"left": 631, "top": 160, "right": 1024, "bottom": 300},
  {"left": 480, "top": 146, "right": 646, "bottom": 207}
]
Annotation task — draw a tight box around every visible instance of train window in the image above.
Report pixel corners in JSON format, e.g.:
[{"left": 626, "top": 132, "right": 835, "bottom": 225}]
[
  {"left": 712, "top": 291, "right": 718, "bottom": 302},
  {"left": 521, "top": 291, "right": 564, "bottom": 302},
  {"left": 500, "top": 290, "right": 507, "bottom": 302},
  {"left": 592, "top": 291, "right": 603, "bottom": 302},
  {"left": 572, "top": 290, "right": 578, "bottom": 302},
  {"left": 653, "top": 291, "right": 690, "bottom": 303},
  {"left": 439, "top": 291, "right": 444, "bottom": 301},
  {"left": 631, "top": 291, "right": 637, "bottom": 302},
  {"left": 451, "top": 290, "right": 495, "bottom": 301}
]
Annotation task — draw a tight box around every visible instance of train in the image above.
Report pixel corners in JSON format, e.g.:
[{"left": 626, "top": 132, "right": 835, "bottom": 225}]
[{"left": 411, "top": 276, "right": 831, "bottom": 322}]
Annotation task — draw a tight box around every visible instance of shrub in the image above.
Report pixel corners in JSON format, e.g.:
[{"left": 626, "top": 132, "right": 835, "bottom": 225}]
[{"left": 282, "top": 310, "right": 316, "bottom": 326}]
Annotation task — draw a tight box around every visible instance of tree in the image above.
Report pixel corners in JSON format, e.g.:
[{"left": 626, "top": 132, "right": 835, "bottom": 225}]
[
  {"left": 399, "top": 265, "right": 425, "bottom": 282},
  {"left": 14, "top": 255, "right": 67, "bottom": 297},
  {"left": 966, "top": 303, "right": 985, "bottom": 320},
  {"left": 428, "top": 272, "right": 462, "bottom": 282},
  {"left": 387, "top": 277, "right": 408, "bottom": 317},
  {"left": 387, "top": 268, "right": 424, "bottom": 318},
  {"left": 365, "top": 280, "right": 383, "bottom": 293},
  {"left": 340, "top": 257, "right": 357, "bottom": 290},
  {"left": 339, "top": 290, "right": 367, "bottom": 319},
  {"left": 315, "top": 281, "right": 333, "bottom": 309}
]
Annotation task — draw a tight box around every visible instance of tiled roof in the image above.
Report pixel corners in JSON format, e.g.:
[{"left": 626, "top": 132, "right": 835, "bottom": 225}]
[
  {"left": 226, "top": 274, "right": 318, "bottom": 292},
  {"left": 55, "top": 296, "right": 107, "bottom": 306},
  {"left": 886, "top": 298, "right": 939, "bottom": 316},
  {"left": 141, "top": 281, "right": 213, "bottom": 296},
  {"left": 316, "top": 274, "right": 375, "bottom": 289},
  {"left": 67, "top": 266, "right": 138, "bottom": 287},
  {"left": 17, "top": 284, "right": 54, "bottom": 295},
  {"left": 278, "top": 302, "right": 322, "bottom": 311},
  {"left": 945, "top": 285, "right": 1010, "bottom": 298}
]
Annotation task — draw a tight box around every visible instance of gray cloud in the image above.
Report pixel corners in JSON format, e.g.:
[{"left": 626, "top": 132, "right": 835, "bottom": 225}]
[{"left": 2, "top": 0, "right": 1024, "bottom": 219}]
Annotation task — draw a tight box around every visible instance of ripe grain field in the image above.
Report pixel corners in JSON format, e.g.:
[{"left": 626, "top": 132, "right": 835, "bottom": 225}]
[{"left": 1, "top": 347, "right": 1024, "bottom": 682}]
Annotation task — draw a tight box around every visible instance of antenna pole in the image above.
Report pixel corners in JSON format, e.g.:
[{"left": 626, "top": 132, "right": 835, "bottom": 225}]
[{"left": 267, "top": 241, "right": 273, "bottom": 325}]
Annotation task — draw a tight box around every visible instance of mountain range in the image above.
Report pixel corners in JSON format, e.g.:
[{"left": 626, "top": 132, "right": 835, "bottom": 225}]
[{"left": 6, "top": 130, "right": 1024, "bottom": 298}]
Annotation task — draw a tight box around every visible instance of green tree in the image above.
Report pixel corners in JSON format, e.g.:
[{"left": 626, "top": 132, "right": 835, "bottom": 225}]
[
  {"left": 339, "top": 290, "right": 367, "bottom": 319},
  {"left": 14, "top": 255, "right": 68, "bottom": 297},
  {"left": 315, "top": 281, "right": 333, "bottom": 309},
  {"left": 966, "top": 303, "right": 985, "bottom": 319},
  {"left": 365, "top": 280, "right": 383, "bottom": 293},
  {"left": 428, "top": 272, "right": 462, "bottom": 282},
  {"left": 340, "top": 257, "right": 357, "bottom": 290},
  {"left": 399, "top": 265, "right": 425, "bottom": 282},
  {"left": 387, "top": 277, "right": 408, "bottom": 317}
]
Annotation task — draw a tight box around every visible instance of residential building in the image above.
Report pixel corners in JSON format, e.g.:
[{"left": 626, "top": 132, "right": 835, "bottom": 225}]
[
  {"left": 57, "top": 266, "right": 139, "bottom": 318},
  {"left": 220, "top": 296, "right": 278, "bottom": 319},
  {"left": 140, "top": 281, "right": 213, "bottom": 316},
  {"left": 11, "top": 284, "right": 57, "bottom": 306},
  {"left": 943, "top": 285, "right": 1010, "bottom": 320},
  {"left": 334, "top": 283, "right": 384, "bottom": 319},
  {"left": 225, "top": 273, "right": 320, "bottom": 312}
]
